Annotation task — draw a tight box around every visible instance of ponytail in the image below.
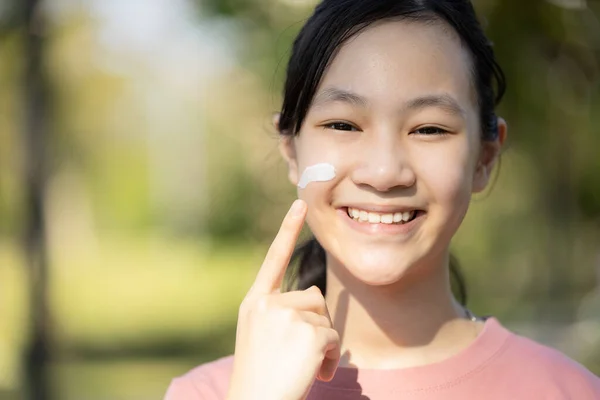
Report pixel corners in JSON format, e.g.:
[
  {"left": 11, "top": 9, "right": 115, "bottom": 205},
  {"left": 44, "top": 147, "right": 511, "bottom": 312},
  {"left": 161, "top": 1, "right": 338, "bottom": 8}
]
[
  {"left": 285, "top": 236, "right": 468, "bottom": 305},
  {"left": 285, "top": 237, "right": 327, "bottom": 294}
]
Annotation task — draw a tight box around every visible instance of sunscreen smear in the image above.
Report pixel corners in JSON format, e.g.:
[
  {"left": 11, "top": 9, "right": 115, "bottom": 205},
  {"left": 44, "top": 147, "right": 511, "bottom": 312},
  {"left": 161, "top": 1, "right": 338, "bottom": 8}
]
[{"left": 297, "top": 163, "right": 336, "bottom": 189}]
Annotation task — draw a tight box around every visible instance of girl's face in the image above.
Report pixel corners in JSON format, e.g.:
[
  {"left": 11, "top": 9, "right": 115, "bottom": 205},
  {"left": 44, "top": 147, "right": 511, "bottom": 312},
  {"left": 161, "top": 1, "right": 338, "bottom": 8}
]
[{"left": 280, "top": 20, "right": 505, "bottom": 286}]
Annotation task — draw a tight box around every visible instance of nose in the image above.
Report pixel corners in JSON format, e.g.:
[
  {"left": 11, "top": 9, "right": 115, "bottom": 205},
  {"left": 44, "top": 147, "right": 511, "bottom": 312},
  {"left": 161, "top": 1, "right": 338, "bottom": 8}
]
[{"left": 350, "top": 130, "right": 416, "bottom": 192}]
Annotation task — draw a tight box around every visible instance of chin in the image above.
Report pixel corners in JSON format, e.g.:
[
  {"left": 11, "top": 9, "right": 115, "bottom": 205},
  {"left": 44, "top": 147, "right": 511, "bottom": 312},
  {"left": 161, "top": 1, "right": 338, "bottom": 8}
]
[{"left": 332, "top": 247, "right": 418, "bottom": 287}]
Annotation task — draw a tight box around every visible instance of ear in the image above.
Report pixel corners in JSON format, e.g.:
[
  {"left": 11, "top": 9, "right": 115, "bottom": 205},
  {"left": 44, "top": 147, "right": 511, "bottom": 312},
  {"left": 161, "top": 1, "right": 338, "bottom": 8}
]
[
  {"left": 472, "top": 117, "right": 507, "bottom": 193},
  {"left": 272, "top": 112, "right": 281, "bottom": 133},
  {"left": 275, "top": 113, "right": 300, "bottom": 186}
]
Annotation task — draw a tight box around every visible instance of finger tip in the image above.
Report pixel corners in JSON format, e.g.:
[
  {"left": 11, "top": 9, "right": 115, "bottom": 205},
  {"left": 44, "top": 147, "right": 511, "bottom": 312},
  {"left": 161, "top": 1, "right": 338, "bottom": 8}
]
[
  {"left": 319, "top": 372, "right": 335, "bottom": 382},
  {"left": 317, "top": 366, "right": 338, "bottom": 382},
  {"left": 294, "top": 198, "right": 307, "bottom": 209},
  {"left": 290, "top": 199, "right": 307, "bottom": 218}
]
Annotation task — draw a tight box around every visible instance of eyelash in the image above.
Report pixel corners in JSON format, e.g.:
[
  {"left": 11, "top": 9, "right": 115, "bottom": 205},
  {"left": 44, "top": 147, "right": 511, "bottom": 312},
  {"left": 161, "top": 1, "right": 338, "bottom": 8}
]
[
  {"left": 413, "top": 126, "right": 450, "bottom": 136},
  {"left": 323, "top": 122, "right": 449, "bottom": 136},
  {"left": 323, "top": 122, "right": 358, "bottom": 131}
]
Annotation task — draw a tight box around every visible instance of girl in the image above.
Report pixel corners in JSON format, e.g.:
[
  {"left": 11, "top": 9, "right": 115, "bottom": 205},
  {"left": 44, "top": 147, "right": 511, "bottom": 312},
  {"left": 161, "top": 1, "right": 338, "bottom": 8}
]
[{"left": 166, "top": 0, "right": 600, "bottom": 398}]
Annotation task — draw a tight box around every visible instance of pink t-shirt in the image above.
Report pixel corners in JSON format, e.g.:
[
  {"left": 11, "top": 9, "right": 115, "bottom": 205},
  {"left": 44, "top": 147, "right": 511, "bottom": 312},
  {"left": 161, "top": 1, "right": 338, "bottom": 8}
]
[{"left": 164, "top": 318, "right": 600, "bottom": 399}]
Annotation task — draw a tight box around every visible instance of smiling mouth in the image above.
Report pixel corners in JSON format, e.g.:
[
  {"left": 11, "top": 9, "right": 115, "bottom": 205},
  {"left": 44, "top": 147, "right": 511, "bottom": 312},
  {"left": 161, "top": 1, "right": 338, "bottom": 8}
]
[{"left": 345, "top": 207, "right": 421, "bottom": 225}]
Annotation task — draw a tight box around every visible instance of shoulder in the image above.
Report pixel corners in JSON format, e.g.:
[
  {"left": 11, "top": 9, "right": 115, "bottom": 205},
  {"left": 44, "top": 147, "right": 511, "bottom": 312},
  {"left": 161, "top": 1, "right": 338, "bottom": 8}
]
[
  {"left": 498, "top": 324, "right": 600, "bottom": 396},
  {"left": 164, "top": 355, "right": 235, "bottom": 400}
]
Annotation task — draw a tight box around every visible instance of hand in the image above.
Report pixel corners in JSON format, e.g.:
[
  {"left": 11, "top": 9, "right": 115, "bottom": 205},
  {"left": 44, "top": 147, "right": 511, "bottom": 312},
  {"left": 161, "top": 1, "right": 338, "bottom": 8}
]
[{"left": 227, "top": 200, "right": 340, "bottom": 400}]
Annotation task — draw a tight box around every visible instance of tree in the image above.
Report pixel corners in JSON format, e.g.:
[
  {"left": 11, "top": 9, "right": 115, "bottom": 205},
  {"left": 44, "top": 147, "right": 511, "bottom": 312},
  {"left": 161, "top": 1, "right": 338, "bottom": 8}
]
[{"left": 7, "top": 0, "right": 53, "bottom": 398}]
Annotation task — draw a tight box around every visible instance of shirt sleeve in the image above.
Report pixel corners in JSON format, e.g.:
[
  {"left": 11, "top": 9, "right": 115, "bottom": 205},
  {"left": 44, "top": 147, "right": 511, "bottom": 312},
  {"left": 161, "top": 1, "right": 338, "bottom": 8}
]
[
  {"left": 164, "top": 376, "right": 221, "bottom": 400},
  {"left": 584, "top": 369, "right": 600, "bottom": 398}
]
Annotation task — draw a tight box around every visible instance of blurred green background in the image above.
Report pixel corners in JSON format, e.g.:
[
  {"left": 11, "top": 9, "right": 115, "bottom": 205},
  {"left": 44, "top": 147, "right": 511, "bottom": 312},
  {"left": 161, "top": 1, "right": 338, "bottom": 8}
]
[{"left": 1, "top": 0, "right": 599, "bottom": 398}]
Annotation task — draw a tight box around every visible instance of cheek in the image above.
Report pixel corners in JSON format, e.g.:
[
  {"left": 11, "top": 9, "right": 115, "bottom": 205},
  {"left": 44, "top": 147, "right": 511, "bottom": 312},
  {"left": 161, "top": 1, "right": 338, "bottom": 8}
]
[
  {"left": 294, "top": 139, "right": 357, "bottom": 242},
  {"left": 294, "top": 132, "right": 353, "bottom": 202},
  {"left": 295, "top": 133, "right": 339, "bottom": 172},
  {"left": 298, "top": 184, "right": 331, "bottom": 220},
  {"left": 294, "top": 162, "right": 338, "bottom": 227},
  {"left": 414, "top": 141, "right": 475, "bottom": 207},
  {"left": 431, "top": 164, "right": 472, "bottom": 202}
]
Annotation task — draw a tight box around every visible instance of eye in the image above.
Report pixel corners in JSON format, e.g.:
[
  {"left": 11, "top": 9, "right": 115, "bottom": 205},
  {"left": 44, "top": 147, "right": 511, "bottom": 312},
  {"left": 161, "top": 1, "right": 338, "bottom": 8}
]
[
  {"left": 412, "top": 126, "right": 449, "bottom": 135},
  {"left": 323, "top": 121, "right": 359, "bottom": 132}
]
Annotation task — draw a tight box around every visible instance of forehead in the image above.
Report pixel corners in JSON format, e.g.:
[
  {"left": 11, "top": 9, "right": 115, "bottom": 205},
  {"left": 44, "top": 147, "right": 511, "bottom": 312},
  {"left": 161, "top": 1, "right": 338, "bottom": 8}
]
[{"left": 317, "top": 19, "right": 476, "bottom": 110}]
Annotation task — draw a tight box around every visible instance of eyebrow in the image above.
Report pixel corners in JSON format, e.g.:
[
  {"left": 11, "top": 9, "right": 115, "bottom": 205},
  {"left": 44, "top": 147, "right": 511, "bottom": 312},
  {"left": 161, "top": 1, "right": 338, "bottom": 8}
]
[
  {"left": 405, "top": 93, "right": 466, "bottom": 118},
  {"left": 311, "top": 87, "right": 369, "bottom": 108},
  {"left": 311, "top": 87, "right": 466, "bottom": 118}
]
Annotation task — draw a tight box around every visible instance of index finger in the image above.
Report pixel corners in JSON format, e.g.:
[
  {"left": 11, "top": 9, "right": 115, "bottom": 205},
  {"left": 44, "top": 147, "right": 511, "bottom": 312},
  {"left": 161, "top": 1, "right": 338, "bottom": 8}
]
[{"left": 249, "top": 199, "right": 307, "bottom": 295}]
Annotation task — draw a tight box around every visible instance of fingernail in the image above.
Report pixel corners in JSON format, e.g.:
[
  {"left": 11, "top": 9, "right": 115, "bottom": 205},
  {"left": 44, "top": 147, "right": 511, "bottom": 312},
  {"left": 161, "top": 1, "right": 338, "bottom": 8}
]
[{"left": 290, "top": 200, "right": 305, "bottom": 216}]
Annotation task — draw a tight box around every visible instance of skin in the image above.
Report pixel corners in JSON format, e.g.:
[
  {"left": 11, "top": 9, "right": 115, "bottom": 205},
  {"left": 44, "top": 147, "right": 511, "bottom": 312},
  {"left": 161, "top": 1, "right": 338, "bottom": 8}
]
[
  {"left": 278, "top": 19, "right": 507, "bottom": 369},
  {"left": 228, "top": 201, "right": 340, "bottom": 400}
]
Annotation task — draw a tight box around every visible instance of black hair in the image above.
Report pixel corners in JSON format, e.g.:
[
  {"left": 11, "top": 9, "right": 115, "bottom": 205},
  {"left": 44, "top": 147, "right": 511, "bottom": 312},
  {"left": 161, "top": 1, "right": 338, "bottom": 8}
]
[{"left": 278, "top": 0, "right": 506, "bottom": 304}]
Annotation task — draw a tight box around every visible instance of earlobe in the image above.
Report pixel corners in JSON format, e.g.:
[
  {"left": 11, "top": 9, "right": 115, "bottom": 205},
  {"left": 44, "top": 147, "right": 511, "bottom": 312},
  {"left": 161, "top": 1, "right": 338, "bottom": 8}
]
[
  {"left": 278, "top": 135, "right": 299, "bottom": 186},
  {"left": 472, "top": 117, "right": 507, "bottom": 193},
  {"left": 274, "top": 113, "right": 300, "bottom": 185},
  {"left": 496, "top": 117, "right": 508, "bottom": 147},
  {"left": 472, "top": 164, "right": 489, "bottom": 193},
  {"left": 272, "top": 112, "right": 281, "bottom": 133}
]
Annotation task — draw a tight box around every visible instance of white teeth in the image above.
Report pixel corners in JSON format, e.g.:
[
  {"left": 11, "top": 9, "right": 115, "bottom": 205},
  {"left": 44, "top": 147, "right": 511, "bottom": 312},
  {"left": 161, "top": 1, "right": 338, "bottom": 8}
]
[
  {"left": 359, "top": 210, "right": 369, "bottom": 222},
  {"left": 368, "top": 213, "right": 381, "bottom": 223},
  {"left": 380, "top": 214, "right": 394, "bottom": 224},
  {"left": 347, "top": 207, "right": 417, "bottom": 225}
]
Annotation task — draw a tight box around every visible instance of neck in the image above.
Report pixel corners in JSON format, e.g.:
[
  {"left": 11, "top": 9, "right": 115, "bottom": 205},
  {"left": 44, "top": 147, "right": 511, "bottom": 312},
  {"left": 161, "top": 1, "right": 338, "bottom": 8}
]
[{"left": 325, "top": 250, "right": 482, "bottom": 369}]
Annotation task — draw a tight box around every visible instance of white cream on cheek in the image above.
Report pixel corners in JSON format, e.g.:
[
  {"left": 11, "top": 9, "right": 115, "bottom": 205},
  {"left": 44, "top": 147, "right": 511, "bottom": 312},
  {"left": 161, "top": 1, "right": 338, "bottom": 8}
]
[{"left": 297, "top": 163, "right": 336, "bottom": 189}]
